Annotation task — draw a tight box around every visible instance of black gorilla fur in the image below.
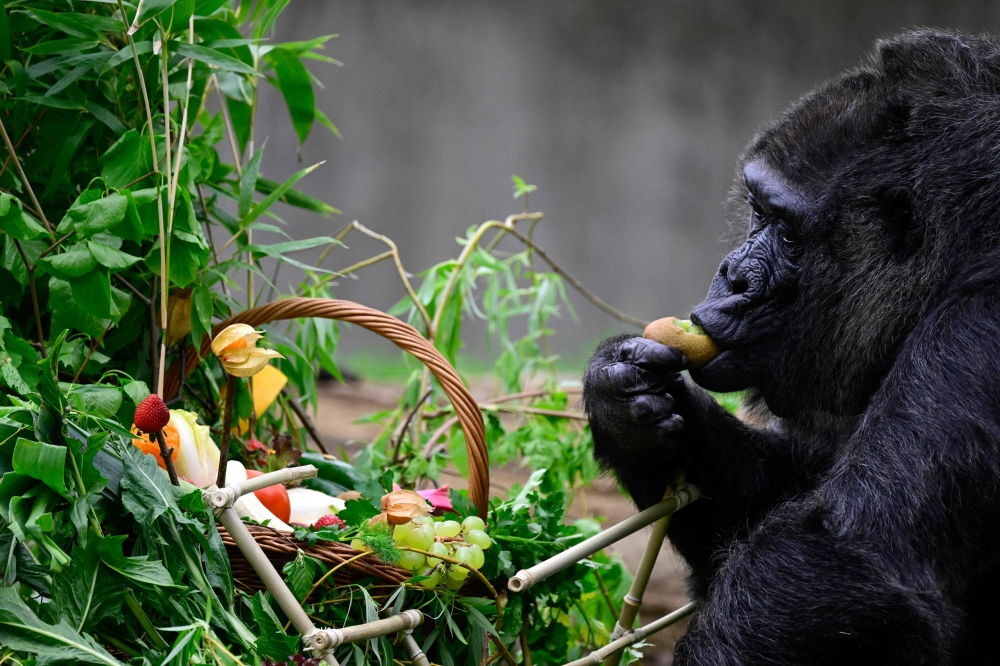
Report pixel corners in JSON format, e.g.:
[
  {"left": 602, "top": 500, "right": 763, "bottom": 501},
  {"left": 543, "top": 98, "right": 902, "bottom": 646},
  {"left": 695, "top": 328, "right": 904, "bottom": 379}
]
[{"left": 583, "top": 30, "right": 1000, "bottom": 665}]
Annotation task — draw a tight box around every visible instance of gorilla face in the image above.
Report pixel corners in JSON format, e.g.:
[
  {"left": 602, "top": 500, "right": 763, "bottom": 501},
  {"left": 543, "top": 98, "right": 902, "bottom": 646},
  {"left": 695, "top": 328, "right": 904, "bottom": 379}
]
[
  {"left": 686, "top": 67, "right": 955, "bottom": 418},
  {"left": 690, "top": 160, "right": 807, "bottom": 396}
]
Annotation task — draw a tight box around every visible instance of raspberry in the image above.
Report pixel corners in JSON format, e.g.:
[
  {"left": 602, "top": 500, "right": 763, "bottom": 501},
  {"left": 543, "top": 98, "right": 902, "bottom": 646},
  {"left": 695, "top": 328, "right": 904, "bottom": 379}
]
[
  {"left": 314, "top": 515, "right": 344, "bottom": 529},
  {"left": 133, "top": 394, "right": 171, "bottom": 433}
]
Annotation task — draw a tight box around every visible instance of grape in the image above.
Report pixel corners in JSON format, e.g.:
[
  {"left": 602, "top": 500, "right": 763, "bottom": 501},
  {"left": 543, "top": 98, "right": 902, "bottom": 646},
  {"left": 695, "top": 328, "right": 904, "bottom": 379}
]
[
  {"left": 465, "top": 529, "right": 492, "bottom": 550},
  {"left": 406, "top": 525, "right": 435, "bottom": 551},
  {"left": 412, "top": 516, "right": 433, "bottom": 526},
  {"left": 393, "top": 521, "right": 413, "bottom": 542},
  {"left": 350, "top": 539, "right": 368, "bottom": 552},
  {"left": 462, "top": 516, "right": 486, "bottom": 533},
  {"left": 427, "top": 542, "right": 449, "bottom": 567},
  {"left": 415, "top": 565, "right": 440, "bottom": 589},
  {"left": 398, "top": 550, "right": 425, "bottom": 571},
  {"left": 434, "top": 520, "right": 461, "bottom": 538},
  {"left": 454, "top": 545, "right": 473, "bottom": 565},
  {"left": 467, "top": 544, "right": 485, "bottom": 569},
  {"left": 444, "top": 575, "right": 464, "bottom": 590},
  {"left": 448, "top": 564, "right": 469, "bottom": 581}
]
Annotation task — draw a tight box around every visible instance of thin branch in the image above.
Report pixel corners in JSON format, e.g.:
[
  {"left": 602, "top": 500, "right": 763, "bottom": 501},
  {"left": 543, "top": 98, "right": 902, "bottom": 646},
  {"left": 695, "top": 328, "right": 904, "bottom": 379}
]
[
  {"left": 0, "top": 109, "right": 46, "bottom": 181},
  {"left": 485, "top": 404, "right": 587, "bottom": 420},
  {"left": 213, "top": 75, "right": 243, "bottom": 177},
  {"left": 311, "top": 250, "right": 394, "bottom": 289},
  {"left": 343, "top": 221, "right": 433, "bottom": 336},
  {"left": 12, "top": 239, "right": 45, "bottom": 358},
  {"left": 113, "top": 274, "right": 152, "bottom": 306},
  {"left": 389, "top": 390, "right": 432, "bottom": 465},
  {"left": 0, "top": 118, "right": 51, "bottom": 233},
  {"left": 285, "top": 392, "right": 331, "bottom": 455},
  {"left": 71, "top": 323, "right": 113, "bottom": 384},
  {"left": 156, "top": 27, "right": 174, "bottom": 396},
  {"left": 38, "top": 231, "right": 74, "bottom": 261}
]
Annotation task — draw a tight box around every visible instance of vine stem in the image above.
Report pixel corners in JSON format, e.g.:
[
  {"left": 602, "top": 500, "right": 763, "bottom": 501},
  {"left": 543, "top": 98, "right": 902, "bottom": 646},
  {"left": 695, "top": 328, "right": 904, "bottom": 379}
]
[
  {"left": 11, "top": 239, "right": 45, "bottom": 358},
  {"left": 0, "top": 117, "right": 51, "bottom": 233},
  {"left": 215, "top": 373, "right": 238, "bottom": 487},
  {"left": 0, "top": 109, "right": 46, "bottom": 182},
  {"left": 116, "top": 0, "right": 167, "bottom": 394}
]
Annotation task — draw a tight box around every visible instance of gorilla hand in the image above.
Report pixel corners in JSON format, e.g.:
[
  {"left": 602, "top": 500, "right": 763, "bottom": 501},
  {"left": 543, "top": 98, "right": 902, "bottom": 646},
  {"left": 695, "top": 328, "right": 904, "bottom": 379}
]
[{"left": 583, "top": 334, "right": 692, "bottom": 462}]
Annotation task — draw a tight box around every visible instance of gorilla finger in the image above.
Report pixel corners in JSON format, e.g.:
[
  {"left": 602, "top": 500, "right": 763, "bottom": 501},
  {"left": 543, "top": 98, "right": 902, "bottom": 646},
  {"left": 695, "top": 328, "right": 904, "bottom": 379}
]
[
  {"left": 654, "top": 414, "right": 685, "bottom": 434},
  {"left": 618, "top": 338, "right": 691, "bottom": 371},
  {"left": 630, "top": 393, "right": 675, "bottom": 423},
  {"left": 605, "top": 362, "right": 673, "bottom": 395}
]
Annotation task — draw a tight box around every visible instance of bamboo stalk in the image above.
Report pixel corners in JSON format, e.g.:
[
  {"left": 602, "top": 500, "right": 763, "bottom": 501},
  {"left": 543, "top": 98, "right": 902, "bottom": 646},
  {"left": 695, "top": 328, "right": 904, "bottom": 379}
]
[
  {"left": 322, "top": 610, "right": 423, "bottom": 648},
  {"left": 507, "top": 484, "right": 699, "bottom": 593},
  {"left": 603, "top": 488, "right": 675, "bottom": 666},
  {"left": 561, "top": 602, "right": 697, "bottom": 666}
]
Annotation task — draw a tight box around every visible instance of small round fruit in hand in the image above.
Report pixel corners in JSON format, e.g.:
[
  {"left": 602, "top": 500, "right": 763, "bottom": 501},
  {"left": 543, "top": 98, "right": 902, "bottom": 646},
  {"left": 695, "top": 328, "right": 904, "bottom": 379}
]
[{"left": 245, "top": 470, "right": 291, "bottom": 523}]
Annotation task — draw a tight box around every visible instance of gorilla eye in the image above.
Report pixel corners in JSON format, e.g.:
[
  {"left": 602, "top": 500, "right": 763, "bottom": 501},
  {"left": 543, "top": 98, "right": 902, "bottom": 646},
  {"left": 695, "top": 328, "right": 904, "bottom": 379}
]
[
  {"left": 777, "top": 221, "right": 802, "bottom": 255},
  {"left": 748, "top": 199, "right": 768, "bottom": 235}
]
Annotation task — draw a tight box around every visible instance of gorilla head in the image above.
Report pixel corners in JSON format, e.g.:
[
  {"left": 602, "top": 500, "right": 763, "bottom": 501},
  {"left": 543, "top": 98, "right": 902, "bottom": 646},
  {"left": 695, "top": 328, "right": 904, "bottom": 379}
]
[{"left": 691, "top": 30, "right": 1000, "bottom": 417}]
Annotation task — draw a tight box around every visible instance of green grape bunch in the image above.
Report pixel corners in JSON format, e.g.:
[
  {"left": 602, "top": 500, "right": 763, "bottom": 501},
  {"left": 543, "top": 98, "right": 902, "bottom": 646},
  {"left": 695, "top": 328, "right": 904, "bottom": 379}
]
[{"left": 393, "top": 515, "right": 492, "bottom": 589}]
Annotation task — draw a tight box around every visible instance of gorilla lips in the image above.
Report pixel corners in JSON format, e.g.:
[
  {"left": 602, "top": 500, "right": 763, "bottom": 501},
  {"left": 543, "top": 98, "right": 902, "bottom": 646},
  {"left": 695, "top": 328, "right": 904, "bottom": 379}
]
[{"left": 643, "top": 317, "right": 721, "bottom": 368}]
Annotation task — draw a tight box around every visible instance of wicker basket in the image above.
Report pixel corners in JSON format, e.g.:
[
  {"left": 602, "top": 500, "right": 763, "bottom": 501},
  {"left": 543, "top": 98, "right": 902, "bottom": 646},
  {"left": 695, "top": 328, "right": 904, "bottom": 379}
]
[{"left": 164, "top": 298, "right": 490, "bottom": 591}]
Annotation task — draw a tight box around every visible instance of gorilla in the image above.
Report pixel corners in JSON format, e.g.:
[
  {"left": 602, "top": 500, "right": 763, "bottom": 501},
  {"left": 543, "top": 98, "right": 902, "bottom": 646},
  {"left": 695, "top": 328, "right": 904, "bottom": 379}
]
[{"left": 583, "top": 30, "right": 1000, "bottom": 665}]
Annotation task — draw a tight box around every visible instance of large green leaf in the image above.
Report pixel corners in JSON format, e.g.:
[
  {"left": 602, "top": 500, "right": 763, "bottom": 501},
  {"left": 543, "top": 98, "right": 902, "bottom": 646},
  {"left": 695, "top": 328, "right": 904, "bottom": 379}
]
[
  {"left": 68, "top": 268, "right": 113, "bottom": 320},
  {"left": 87, "top": 241, "right": 140, "bottom": 271},
  {"left": 67, "top": 386, "right": 122, "bottom": 419},
  {"left": 120, "top": 444, "right": 180, "bottom": 524},
  {"left": 0, "top": 193, "right": 48, "bottom": 240},
  {"left": 251, "top": 592, "right": 299, "bottom": 660},
  {"left": 265, "top": 47, "right": 315, "bottom": 144},
  {"left": 40, "top": 246, "right": 96, "bottom": 278},
  {"left": 11, "top": 438, "right": 68, "bottom": 496},
  {"left": 95, "top": 535, "right": 179, "bottom": 588},
  {"left": 59, "top": 194, "right": 128, "bottom": 238},
  {"left": 0, "top": 584, "right": 122, "bottom": 666}
]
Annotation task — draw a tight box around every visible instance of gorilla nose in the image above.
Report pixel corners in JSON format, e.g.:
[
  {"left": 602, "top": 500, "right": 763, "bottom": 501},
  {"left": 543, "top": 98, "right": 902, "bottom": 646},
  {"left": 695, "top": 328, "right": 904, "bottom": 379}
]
[{"left": 720, "top": 260, "right": 749, "bottom": 295}]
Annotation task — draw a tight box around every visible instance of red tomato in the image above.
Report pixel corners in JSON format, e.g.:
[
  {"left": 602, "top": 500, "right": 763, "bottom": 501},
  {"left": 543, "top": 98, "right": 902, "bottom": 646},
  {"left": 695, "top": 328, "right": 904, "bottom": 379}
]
[{"left": 245, "top": 470, "right": 291, "bottom": 523}]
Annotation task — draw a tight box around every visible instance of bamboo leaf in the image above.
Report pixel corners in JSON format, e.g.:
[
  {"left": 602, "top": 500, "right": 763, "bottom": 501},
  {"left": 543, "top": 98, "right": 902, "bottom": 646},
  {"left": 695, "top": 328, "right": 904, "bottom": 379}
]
[
  {"left": 174, "top": 42, "right": 257, "bottom": 75},
  {"left": 265, "top": 47, "right": 314, "bottom": 144},
  {"left": 238, "top": 143, "right": 265, "bottom": 219}
]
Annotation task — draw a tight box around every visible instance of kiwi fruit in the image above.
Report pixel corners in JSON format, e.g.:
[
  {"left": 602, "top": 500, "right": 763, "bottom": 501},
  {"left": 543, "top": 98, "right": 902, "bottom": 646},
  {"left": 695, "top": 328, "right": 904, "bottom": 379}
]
[{"left": 642, "top": 317, "right": 721, "bottom": 368}]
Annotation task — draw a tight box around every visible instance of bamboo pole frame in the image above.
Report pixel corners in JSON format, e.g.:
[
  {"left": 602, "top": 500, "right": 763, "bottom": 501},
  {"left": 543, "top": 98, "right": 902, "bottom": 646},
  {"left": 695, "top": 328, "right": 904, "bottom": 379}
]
[
  {"left": 507, "top": 484, "right": 699, "bottom": 593},
  {"left": 207, "top": 465, "right": 429, "bottom": 665},
  {"left": 562, "top": 602, "right": 698, "bottom": 666}
]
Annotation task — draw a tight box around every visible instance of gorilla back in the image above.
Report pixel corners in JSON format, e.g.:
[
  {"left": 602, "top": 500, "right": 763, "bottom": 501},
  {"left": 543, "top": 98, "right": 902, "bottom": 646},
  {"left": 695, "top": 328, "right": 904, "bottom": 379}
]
[{"left": 583, "top": 30, "right": 1000, "bottom": 665}]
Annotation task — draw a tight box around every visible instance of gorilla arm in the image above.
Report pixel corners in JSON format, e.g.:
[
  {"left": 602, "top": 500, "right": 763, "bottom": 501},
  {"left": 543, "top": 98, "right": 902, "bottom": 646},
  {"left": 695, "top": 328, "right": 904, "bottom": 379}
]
[{"left": 584, "top": 334, "right": 832, "bottom": 588}]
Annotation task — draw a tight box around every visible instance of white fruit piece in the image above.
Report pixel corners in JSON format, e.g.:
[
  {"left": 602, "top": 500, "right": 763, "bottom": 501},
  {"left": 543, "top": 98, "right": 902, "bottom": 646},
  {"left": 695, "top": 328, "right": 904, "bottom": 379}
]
[{"left": 287, "top": 487, "right": 347, "bottom": 525}]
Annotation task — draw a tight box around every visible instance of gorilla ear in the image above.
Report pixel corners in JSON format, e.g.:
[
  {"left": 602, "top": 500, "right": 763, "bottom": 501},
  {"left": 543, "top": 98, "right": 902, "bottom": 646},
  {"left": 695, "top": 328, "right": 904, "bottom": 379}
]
[{"left": 877, "top": 187, "right": 921, "bottom": 261}]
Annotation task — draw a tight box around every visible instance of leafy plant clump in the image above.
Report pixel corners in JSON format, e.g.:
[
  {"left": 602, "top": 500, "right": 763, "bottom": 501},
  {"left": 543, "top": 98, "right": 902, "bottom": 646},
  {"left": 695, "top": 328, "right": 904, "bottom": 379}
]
[{"left": 0, "top": 2, "right": 669, "bottom": 665}]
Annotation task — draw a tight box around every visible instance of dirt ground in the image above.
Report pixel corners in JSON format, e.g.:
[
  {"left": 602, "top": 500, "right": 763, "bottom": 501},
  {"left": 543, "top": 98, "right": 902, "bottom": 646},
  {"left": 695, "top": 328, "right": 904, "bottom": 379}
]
[{"left": 310, "top": 378, "right": 692, "bottom": 665}]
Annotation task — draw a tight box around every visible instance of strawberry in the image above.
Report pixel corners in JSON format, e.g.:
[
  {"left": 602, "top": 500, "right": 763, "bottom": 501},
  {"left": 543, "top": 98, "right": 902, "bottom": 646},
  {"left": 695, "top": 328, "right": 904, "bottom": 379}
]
[
  {"left": 134, "top": 394, "right": 171, "bottom": 433},
  {"left": 314, "top": 515, "right": 344, "bottom": 529}
]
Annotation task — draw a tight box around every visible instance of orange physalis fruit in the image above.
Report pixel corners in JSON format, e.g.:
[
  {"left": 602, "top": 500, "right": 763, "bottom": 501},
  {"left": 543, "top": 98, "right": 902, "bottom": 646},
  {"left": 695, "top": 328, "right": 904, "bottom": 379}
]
[{"left": 131, "top": 421, "right": 180, "bottom": 470}]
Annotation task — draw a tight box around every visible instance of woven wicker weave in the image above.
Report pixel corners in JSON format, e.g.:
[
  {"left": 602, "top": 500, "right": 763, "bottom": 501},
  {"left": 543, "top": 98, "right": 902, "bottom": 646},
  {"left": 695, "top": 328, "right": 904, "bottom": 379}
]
[{"left": 164, "top": 298, "right": 491, "bottom": 591}]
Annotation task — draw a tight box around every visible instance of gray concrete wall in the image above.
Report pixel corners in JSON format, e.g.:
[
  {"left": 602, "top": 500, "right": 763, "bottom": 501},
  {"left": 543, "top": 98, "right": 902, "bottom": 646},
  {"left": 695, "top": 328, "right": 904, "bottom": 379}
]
[{"left": 253, "top": 1, "right": 1000, "bottom": 369}]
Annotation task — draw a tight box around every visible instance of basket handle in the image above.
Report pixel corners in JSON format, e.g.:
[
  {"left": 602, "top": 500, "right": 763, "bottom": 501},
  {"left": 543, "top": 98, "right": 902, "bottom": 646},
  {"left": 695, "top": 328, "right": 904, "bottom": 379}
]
[{"left": 163, "top": 297, "right": 489, "bottom": 516}]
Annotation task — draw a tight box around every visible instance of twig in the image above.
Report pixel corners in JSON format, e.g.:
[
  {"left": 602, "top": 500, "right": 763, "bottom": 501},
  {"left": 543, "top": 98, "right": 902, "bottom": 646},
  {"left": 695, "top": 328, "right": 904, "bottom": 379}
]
[
  {"left": 71, "top": 323, "right": 113, "bottom": 384},
  {"left": 313, "top": 250, "right": 394, "bottom": 289},
  {"left": 216, "top": 373, "right": 238, "bottom": 487},
  {"left": 489, "top": 636, "right": 517, "bottom": 666},
  {"left": 167, "top": 14, "right": 196, "bottom": 235},
  {"left": 38, "top": 231, "right": 74, "bottom": 261},
  {"left": 195, "top": 182, "right": 231, "bottom": 298},
  {"left": 12, "top": 239, "right": 45, "bottom": 358},
  {"left": 389, "top": 390, "right": 432, "bottom": 465},
  {"left": 0, "top": 117, "right": 52, "bottom": 233},
  {"left": 213, "top": 76, "right": 243, "bottom": 176},
  {"left": 154, "top": 431, "right": 180, "bottom": 486},
  {"left": 113, "top": 274, "right": 152, "bottom": 306},
  {"left": 341, "top": 221, "right": 433, "bottom": 336},
  {"left": 284, "top": 392, "right": 330, "bottom": 454},
  {"left": 149, "top": 276, "right": 158, "bottom": 387},
  {"left": 0, "top": 109, "right": 46, "bottom": 181},
  {"left": 593, "top": 570, "right": 619, "bottom": 619}
]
